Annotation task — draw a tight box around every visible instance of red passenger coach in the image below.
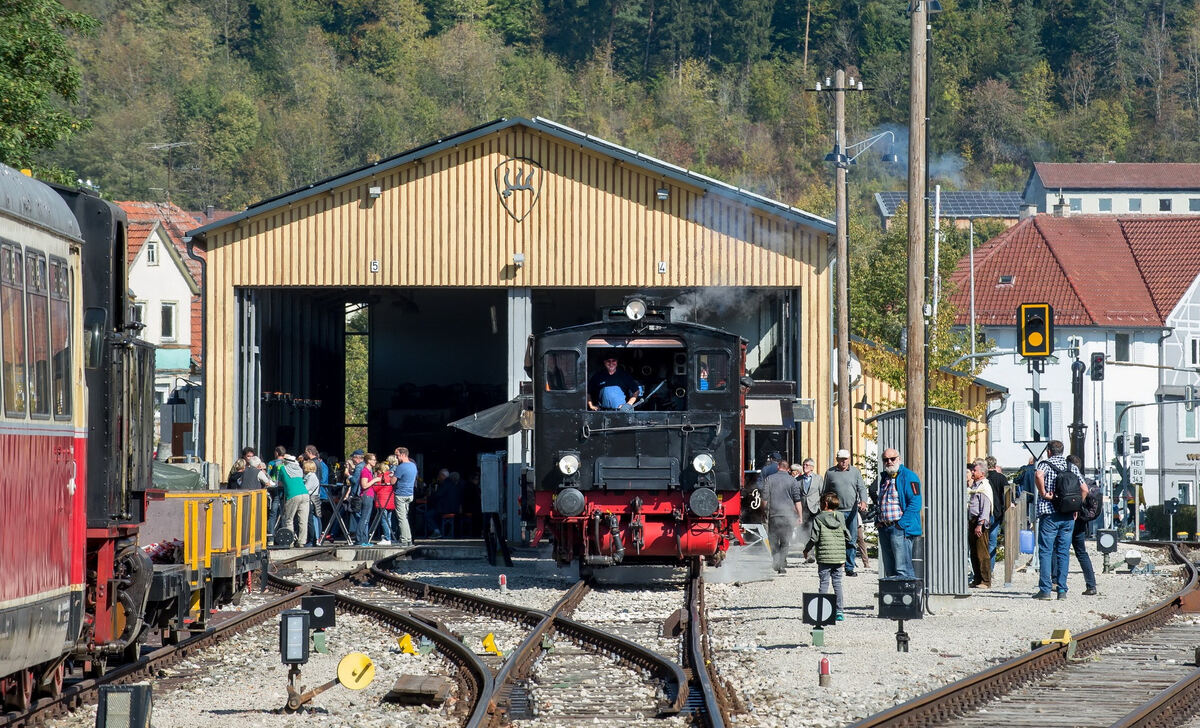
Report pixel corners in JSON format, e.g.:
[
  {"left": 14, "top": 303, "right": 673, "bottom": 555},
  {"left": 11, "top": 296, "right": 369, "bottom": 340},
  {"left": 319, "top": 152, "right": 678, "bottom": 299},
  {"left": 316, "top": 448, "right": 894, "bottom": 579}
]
[
  {"left": 0, "top": 166, "right": 162, "bottom": 710},
  {"left": 0, "top": 166, "right": 89, "bottom": 707}
]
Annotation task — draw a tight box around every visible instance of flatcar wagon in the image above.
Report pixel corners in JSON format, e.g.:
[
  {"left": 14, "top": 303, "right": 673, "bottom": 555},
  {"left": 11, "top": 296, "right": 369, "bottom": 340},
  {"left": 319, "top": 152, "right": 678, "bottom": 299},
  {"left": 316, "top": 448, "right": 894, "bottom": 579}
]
[{"left": 531, "top": 299, "right": 748, "bottom": 569}]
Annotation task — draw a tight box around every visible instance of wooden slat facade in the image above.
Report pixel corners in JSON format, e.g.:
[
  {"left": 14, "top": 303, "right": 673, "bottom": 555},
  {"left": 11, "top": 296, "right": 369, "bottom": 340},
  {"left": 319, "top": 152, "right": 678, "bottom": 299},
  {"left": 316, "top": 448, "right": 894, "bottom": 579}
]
[{"left": 198, "top": 123, "right": 833, "bottom": 467}]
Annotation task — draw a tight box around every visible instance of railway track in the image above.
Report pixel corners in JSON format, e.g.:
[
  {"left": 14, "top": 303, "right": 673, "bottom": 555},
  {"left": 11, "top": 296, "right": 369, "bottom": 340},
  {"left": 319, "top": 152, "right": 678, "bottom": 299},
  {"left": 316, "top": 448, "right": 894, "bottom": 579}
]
[
  {"left": 851, "top": 542, "right": 1200, "bottom": 728},
  {"left": 352, "top": 555, "right": 693, "bottom": 725},
  {"left": 12, "top": 547, "right": 732, "bottom": 728}
]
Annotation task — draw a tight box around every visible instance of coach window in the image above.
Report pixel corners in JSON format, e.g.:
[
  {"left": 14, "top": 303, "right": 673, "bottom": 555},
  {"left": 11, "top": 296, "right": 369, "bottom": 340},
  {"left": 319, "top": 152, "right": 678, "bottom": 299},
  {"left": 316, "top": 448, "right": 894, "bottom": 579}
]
[
  {"left": 49, "top": 258, "right": 71, "bottom": 418},
  {"left": 544, "top": 350, "right": 580, "bottom": 391},
  {"left": 696, "top": 352, "right": 730, "bottom": 391},
  {"left": 1, "top": 244, "right": 27, "bottom": 416},
  {"left": 26, "top": 252, "right": 50, "bottom": 416}
]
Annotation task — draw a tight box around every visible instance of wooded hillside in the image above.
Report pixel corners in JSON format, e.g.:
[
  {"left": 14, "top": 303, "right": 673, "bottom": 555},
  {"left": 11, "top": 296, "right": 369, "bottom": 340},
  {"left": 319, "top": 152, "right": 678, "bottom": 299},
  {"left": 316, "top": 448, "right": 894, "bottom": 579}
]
[{"left": 35, "top": 0, "right": 1200, "bottom": 214}]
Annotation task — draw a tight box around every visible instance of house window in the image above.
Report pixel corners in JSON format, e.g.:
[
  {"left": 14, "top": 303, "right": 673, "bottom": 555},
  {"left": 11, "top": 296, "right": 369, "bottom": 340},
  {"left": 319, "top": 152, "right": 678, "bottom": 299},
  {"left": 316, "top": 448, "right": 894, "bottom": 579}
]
[
  {"left": 161, "top": 302, "right": 176, "bottom": 341},
  {"left": 1190, "top": 337, "right": 1200, "bottom": 367},
  {"left": 146, "top": 240, "right": 159, "bottom": 266},
  {"left": 132, "top": 302, "right": 145, "bottom": 325},
  {"left": 1182, "top": 408, "right": 1198, "bottom": 441},
  {"left": 1191, "top": 199, "right": 1200, "bottom": 212},
  {"left": 1115, "top": 333, "right": 1131, "bottom": 362},
  {"left": 1115, "top": 400, "right": 1133, "bottom": 435},
  {"left": 1099, "top": 198, "right": 1112, "bottom": 212},
  {"left": 1178, "top": 480, "right": 1194, "bottom": 505},
  {"left": 1129, "top": 198, "right": 1142, "bottom": 212},
  {"left": 1160, "top": 198, "right": 1173, "bottom": 212},
  {"left": 1069, "top": 198, "right": 1082, "bottom": 212}
]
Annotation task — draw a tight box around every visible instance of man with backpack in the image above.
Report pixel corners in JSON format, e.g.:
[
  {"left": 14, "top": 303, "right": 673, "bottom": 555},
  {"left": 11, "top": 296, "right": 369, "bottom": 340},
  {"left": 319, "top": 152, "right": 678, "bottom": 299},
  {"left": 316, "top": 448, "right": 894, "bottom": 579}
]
[{"left": 1033, "top": 440, "right": 1087, "bottom": 600}]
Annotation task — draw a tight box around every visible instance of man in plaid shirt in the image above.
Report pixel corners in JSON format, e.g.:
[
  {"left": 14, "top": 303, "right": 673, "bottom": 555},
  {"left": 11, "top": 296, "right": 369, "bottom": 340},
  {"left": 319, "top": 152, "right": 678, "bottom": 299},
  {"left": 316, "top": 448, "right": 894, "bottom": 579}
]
[
  {"left": 1033, "top": 440, "right": 1087, "bottom": 600},
  {"left": 874, "top": 447, "right": 922, "bottom": 579}
]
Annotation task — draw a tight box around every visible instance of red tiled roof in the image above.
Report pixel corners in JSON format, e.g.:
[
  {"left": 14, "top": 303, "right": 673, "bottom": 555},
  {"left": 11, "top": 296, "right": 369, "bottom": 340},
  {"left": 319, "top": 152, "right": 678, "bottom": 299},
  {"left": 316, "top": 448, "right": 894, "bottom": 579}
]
[
  {"left": 949, "top": 214, "right": 1200, "bottom": 327},
  {"left": 116, "top": 201, "right": 206, "bottom": 364},
  {"left": 1120, "top": 217, "right": 1200, "bottom": 320},
  {"left": 1033, "top": 162, "right": 1200, "bottom": 190}
]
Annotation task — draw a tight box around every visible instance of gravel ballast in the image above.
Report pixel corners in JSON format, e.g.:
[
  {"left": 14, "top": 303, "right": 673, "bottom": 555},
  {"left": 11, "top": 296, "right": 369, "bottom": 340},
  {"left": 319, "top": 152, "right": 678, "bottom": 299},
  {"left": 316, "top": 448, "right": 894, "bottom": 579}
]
[
  {"left": 706, "top": 539, "right": 1181, "bottom": 727},
  {"left": 46, "top": 613, "right": 461, "bottom": 728}
]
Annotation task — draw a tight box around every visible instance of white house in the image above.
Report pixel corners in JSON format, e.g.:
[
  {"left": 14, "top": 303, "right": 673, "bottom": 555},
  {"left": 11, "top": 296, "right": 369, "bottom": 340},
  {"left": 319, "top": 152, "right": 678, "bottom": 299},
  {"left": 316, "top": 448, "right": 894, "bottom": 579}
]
[
  {"left": 119, "top": 201, "right": 203, "bottom": 454},
  {"left": 1024, "top": 162, "right": 1200, "bottom": 216},
  {"left": 949, "top": 212, "right": 1200, "bottom": 506}
]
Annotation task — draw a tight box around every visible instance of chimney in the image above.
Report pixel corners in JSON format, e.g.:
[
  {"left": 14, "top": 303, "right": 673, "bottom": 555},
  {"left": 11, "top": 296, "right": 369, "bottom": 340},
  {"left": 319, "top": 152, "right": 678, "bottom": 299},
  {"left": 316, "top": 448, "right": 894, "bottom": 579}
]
[
  {"left": 1052, "top": 194, "right": 1069, "bottom": 218},
  {"left": 205, "top": 204, "right": 214, "bottom": 218},
  {"left": 1020, "top": 203, "right": 1037, "bottom": 220}
]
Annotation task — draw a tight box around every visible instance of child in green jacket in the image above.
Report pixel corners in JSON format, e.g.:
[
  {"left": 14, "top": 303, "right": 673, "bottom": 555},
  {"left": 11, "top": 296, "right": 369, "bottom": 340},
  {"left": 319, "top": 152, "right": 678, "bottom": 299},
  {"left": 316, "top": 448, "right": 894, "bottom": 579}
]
[{"left": 806, "top": 492, "right": 854, "bottom": 620}]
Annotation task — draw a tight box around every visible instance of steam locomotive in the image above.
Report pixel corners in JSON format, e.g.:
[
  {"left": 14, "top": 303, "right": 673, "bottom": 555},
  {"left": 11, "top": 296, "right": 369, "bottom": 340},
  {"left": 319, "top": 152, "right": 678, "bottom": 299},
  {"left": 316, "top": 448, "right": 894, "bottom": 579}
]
[
  {"left": 531, "top": 299, "right": 749, "bottom": 569},
  {"left": 0, "top": 166, "right": 262, "bottom": 710}
]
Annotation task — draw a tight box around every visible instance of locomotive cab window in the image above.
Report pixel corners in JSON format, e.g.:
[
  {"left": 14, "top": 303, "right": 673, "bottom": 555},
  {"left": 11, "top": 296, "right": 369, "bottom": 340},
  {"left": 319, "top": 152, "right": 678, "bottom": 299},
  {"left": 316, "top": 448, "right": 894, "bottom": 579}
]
[
  {"left": 585, "top": 336, "right": 687, "bottom": 412},
  {"left": 696, "top": 352, "right": 730, "bottom": 391},
  {"left": 543, "top": 350, "right": 580, "bottom": 391}
]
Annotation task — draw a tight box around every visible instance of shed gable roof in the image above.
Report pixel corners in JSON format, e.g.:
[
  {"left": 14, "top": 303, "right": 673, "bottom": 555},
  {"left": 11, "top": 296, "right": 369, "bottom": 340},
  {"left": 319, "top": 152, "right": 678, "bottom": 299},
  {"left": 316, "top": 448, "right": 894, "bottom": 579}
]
[{"left": 187, "top": 117, "right": 833, "bottom": 239}]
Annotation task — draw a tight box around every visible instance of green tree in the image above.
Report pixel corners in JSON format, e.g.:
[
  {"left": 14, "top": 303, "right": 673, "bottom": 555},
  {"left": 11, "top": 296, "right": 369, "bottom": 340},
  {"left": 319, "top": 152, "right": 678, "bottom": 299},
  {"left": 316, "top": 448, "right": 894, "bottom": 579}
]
[{"left": 0, "top": 0, "right": 97, "bottom": 172}]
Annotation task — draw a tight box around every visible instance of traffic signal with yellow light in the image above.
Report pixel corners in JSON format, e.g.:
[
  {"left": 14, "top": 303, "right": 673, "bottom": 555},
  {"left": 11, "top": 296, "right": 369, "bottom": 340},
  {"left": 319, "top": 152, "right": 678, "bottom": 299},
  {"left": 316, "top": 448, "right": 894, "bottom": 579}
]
[{"left": 1018, "top": 303, "right": 1054, "bottom": 358}]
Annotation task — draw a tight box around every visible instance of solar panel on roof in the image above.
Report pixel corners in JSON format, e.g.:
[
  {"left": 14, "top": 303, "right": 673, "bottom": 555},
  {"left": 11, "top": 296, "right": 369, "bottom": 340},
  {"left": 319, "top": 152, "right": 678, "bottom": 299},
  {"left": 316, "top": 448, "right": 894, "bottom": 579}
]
[{"left": 876, "top": 191, "right": 1022, "bottom": 218}]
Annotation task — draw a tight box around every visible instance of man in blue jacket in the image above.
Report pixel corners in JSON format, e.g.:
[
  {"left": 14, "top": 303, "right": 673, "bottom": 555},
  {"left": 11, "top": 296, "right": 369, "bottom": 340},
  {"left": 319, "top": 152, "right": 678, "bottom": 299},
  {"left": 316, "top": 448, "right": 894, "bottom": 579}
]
[{"left": 875, "top": 447, "right": 922, "bottom": 579}]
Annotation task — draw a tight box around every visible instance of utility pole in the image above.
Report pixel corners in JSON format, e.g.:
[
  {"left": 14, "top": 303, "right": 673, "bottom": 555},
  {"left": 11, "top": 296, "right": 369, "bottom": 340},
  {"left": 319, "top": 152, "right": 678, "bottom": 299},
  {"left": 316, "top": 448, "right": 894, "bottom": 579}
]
[
  {"left": 834, "top": 69, "right": 852, "bottom": 459},
  {"left": 148, "top": 141, "right": 194, "bottom": 203},
  {"left": 906, "top": 1, "right": 928, "bottom": 479}
]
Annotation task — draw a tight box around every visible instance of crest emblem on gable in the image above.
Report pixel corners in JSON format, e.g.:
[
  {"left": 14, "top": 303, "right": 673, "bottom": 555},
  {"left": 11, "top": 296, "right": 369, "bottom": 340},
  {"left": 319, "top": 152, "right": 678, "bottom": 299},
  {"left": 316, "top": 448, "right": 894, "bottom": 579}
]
[{"left": 494, "top": 157, "right": 542, "bottom": 222}]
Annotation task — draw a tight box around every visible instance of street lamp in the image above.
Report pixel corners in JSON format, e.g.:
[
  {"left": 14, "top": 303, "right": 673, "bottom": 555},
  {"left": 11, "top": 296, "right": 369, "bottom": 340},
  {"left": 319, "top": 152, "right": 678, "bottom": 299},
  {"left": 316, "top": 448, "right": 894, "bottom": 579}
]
[{"left": 824, "top": 122, "right": 898, "bottom": 459}]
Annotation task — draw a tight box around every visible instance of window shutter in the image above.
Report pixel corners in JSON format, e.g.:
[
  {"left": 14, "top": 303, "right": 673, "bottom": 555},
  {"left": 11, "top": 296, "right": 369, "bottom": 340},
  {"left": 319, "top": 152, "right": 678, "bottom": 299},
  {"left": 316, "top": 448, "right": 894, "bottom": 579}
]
[{"left": 1014, "top": 402, "right": 1027, "bottom": 441}]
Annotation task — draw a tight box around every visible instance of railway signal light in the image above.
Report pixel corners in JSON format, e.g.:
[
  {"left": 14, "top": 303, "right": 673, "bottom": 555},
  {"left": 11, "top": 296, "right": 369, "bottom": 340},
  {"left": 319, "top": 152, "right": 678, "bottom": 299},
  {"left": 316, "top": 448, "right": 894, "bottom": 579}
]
[
  {"left": 1134, "top": 433, "right": 1151, "bottom": 453},
  {"left": 1090, "top": 352, "right": 1105, "bottom": 381},
  {"left": 1115, "top": 434, "right": 1126, "bottom": 456},
  {"left": 1018, "top": 303, "right": 1054, "bottom": 358},
  {"left": 280, "top": 609, "right": 311, "bottom": 665}
]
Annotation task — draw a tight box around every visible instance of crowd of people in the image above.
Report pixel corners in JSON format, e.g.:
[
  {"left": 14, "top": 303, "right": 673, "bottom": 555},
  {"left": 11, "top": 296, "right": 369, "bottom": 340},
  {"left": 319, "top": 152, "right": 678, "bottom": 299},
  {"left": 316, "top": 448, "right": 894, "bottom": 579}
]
[
  {"left": 757, "top": 437, "right": 1104, "bottom": 619},
  {"left": 225, "top": 444, "right": 473, "bottom": 547}
]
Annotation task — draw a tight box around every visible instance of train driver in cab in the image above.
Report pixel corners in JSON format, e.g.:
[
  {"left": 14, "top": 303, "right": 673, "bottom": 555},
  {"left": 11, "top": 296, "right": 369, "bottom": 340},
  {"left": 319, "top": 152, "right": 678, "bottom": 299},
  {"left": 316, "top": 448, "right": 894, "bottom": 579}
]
[{"left": 587, "top": 355, "right": 642, "bottom": 411}]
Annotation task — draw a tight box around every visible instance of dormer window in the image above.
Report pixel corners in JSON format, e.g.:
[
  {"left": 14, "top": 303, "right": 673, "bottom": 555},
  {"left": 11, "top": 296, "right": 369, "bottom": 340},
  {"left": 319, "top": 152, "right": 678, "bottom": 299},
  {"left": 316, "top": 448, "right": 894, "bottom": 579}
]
[
  {"left": 146, "top": 240, "right": 159, "bottom": 266},
  {"left": 998, "top": 275, "right": 1014, "bottom": 285}
]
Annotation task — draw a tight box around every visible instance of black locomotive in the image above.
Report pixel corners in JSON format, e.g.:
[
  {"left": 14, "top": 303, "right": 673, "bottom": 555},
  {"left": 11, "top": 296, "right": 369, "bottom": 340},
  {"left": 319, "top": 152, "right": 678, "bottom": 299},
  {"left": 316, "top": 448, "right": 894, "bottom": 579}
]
[{"left": 531, "top": 299, "right": 747, "bottom": 568}]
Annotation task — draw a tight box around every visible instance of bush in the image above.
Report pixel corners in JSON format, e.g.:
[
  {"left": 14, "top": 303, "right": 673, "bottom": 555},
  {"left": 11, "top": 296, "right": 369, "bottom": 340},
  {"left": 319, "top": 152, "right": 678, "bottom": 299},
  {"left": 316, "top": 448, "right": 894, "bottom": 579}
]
[{"left": 1142, "top": 504, "right": 1196, "bottom": 540}]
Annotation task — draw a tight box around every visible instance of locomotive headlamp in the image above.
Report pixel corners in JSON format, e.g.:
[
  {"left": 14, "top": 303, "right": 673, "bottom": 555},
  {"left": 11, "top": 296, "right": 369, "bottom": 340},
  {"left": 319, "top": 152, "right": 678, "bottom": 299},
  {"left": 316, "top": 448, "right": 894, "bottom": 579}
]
[
  {"left": 279, "top": 609, "right": 311, "bottom": 665},
  {"left": 554, "top": 487, "right": 586, "bottom": 517},
  {"left": 624, "top": 299, "right": 647, "bottom": 321},
  {"left": 688, "top": 487, "right": 720, "bottom": 518},
  {"left": 691, "top": 453, "right": 715, "bottom": 474},
  {"left": 557, "top": 453, "right": 581, "bottom": 476}
]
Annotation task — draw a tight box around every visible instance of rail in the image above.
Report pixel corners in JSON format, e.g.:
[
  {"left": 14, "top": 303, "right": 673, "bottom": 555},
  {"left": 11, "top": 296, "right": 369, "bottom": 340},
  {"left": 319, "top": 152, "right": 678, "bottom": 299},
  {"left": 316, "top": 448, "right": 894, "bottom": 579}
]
[{"left": 850, "top": 542, "right": 1200, "bottom": 728}]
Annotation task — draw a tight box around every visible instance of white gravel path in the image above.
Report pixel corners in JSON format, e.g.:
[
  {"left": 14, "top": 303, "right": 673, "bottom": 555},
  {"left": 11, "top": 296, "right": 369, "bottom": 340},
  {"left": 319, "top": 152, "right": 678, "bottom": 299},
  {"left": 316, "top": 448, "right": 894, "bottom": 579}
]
[{"left": 706, "top": 540, "right": 1182, "bottom": 727}]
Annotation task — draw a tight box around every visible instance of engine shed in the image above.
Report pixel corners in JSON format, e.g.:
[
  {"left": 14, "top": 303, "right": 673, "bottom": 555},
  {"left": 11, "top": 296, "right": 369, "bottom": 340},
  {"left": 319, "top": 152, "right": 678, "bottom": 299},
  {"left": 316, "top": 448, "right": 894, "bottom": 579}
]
[{"left": 187, "top": 117, "right": 835, "bottom": 538}]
